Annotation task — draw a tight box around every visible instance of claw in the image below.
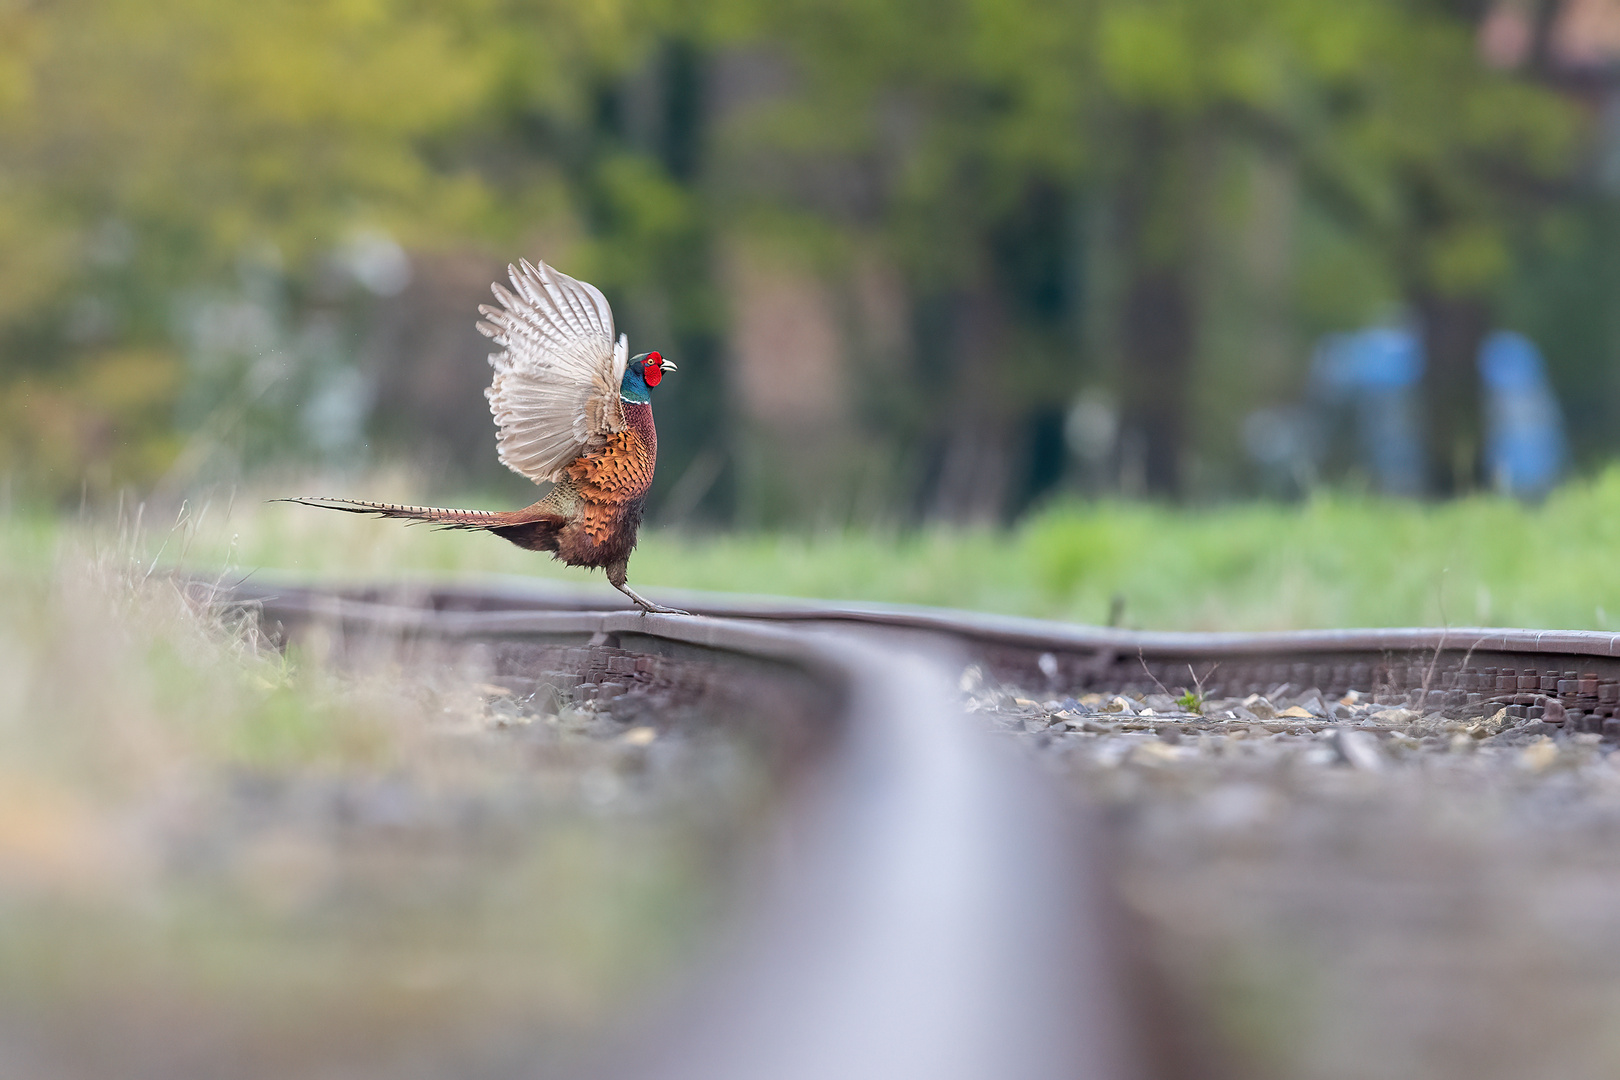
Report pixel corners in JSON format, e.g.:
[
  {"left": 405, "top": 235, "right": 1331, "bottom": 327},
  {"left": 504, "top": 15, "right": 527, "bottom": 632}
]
[
  {"left": 636, "top": 602, "right": 692, "bottom": 616},
  {"left": 614, "top": 580, "right": 691, "bottom": 616}
]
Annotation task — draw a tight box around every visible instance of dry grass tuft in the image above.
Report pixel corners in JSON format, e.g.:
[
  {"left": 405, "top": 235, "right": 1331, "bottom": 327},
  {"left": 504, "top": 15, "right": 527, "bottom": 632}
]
[{"left": 0, "top": 501, "right": 759, "bottom": 1078}]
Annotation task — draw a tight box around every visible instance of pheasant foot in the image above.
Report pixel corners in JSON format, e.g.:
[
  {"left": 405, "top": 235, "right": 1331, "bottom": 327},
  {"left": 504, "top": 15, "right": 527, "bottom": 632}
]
[{"left": 612, "top": 580, "right": 691, "bottom": 616}]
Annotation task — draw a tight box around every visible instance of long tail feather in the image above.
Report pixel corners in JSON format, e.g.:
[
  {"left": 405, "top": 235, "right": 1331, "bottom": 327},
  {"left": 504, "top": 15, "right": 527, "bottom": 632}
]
[{"left": 274, "top": 497, "right": 509, "bottom": 531}]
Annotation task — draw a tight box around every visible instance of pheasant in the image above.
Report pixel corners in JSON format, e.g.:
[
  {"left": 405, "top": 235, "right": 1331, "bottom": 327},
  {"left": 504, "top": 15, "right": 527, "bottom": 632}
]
[{"left": 282, "top": 258, "right": 685, "bottom": 614}]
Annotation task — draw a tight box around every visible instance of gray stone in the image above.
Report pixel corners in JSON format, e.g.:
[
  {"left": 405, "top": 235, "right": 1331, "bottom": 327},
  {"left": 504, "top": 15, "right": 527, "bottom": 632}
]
[{"left": 1334, "top": 729, "right": 1385, "bottom": 771}]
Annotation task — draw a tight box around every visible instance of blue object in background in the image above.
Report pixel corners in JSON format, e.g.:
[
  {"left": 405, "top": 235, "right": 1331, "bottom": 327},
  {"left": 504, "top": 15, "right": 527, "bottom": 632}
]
[
  {"left": 1309, "top": 327, "right": 1428, "bottom": 496},
  {"left": 1258, "top": 325, "right": 1568, "bottom": 499},
  {"left": 1478, "top": 330, "right": 1565, "bottom": 498}
]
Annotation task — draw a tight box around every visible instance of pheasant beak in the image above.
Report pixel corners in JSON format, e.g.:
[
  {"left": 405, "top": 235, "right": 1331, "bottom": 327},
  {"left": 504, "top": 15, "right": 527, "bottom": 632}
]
[{"left": 658, "top": 357, "right": 677, "bottom": 372}]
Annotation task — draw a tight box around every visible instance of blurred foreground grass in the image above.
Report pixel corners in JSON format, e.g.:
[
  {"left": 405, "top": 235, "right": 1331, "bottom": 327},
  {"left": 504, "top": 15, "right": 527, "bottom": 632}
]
[
  {"left": 0, "top": 518, "right": 762, "bottom": 1078},
  {"left": 2, "top": 473, "right": 1616, "bottom": 1071},
  {"left": 20, "top": 466, "right": 1620, "bottom": 632}
]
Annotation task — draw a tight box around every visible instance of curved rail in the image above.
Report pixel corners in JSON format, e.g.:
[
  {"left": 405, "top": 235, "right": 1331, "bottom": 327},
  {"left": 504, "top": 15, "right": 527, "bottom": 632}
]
[
  {"left": 222, "top": 576, "right": 1620, "bottom": 1080},
  {"left": 237, "top": 591, "right": 1146, "bottom": 1080},
  {"left": 241, "top": 577, "right": 1620, "bottom": 724}
]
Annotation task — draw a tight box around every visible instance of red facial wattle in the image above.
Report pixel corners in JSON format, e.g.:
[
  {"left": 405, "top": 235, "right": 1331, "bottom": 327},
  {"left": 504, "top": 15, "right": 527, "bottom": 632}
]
[{"left": 643, "top": 351, "right": 663, "bottom": 387}]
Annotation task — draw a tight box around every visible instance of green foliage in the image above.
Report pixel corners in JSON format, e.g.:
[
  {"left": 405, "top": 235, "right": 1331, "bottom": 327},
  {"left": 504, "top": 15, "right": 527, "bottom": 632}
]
[
  {"left": 731, "top": 0, "right": 1582, "bottom": 507},
  {"left": 1022, "top": 516, "right": 1127, "bottom": 596},
  {"left": 0, "top": 0, "right": 689, "bottom": 500},
  {"left": 34, "top": 464, "right": 1620, "bottom": 634},
  {"left": 0, "top": 0, "right": 1598, "bottom": 511},
  {"left": 0, "top": 0, "right": 492, "bottom": 497}
]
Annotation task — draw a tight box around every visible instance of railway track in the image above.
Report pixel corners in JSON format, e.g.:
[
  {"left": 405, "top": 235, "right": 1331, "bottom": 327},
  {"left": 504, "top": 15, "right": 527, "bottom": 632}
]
[
  {"left": 224, "top": 577, "right": 1620, "bottom": 1080},
  {"left": 248, "top": 577, "right": 1620, "bottom": 730}
]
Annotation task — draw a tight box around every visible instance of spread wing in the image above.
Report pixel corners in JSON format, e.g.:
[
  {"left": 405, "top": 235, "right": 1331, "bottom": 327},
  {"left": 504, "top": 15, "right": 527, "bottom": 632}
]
[{"left": 477, "top": 259, "right": 629, "bottom": 484}]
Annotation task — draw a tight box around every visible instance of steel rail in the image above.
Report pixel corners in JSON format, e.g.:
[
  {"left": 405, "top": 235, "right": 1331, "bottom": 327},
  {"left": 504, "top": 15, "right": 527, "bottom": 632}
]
[
  {"left": 223, "top": 576, "right": 1620, "bottom": 1080},
  {"left": 237, "top": 590, "right": 1150, "bottom": 1080},
  {"left": 236, "top": 575, "right": 1620, "bottom": 704},
  {"left": 226, "top": 575, "right": 1620, "bottom": 657}
]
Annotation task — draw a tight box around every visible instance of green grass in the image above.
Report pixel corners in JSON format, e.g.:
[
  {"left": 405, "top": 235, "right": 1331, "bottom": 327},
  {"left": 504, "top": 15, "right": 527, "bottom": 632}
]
[{"left": 48, "top": 465, "right": 1620, "bottom": 632}]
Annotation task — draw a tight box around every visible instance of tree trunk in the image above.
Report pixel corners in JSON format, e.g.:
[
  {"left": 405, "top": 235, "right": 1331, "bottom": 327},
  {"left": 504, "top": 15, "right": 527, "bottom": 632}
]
[
  {"left": 1112, "top": 111, "right": 1200, "bottom": 499},
  {"left": 1414, "top": 291, "right": 1489, "bottom": 496},
  {"left": 1108, "top": 108, "right": 1198, "bottom": 498},
  {"left": 929, "top": 278, "right": 1015, "bottom": 523},
  {"left": 1118, "top": 266, "right": 1194, "bottom": 497}
]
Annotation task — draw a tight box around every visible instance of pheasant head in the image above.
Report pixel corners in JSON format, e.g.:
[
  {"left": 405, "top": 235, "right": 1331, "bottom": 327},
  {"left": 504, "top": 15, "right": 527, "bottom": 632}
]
[{"left": 621, "top": 351, "right": 676, "bottom": 403}]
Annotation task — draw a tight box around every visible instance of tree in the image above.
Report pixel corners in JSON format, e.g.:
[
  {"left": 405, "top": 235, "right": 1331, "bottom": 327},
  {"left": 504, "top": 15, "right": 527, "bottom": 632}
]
[
  {"left": 0, "top": 0, "right": 705, "bottom": 498},
  {"left": 738, "top": 0, "right": 1580, "bottom": 504},
  {"left": 0, "top": 0, "right": 511, "bottom": 494},
  {"left": 0, "top": 0, "right": 1588, "bottom": 512},
  {"left": 1269, "top": 0, "right": 1576, "bottom": 493},
  {"left": 733, "top": 0, "right": 1091, "bottom": 520}
]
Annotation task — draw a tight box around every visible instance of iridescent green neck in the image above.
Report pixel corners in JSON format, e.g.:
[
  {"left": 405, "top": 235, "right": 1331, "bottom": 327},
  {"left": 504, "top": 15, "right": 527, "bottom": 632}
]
[{"left": 620, "top": 366, "right": 651, "bottom": 404}]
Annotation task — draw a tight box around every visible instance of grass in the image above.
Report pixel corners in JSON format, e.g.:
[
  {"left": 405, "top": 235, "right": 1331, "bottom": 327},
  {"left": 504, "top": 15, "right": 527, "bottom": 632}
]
[
  {"left": 30, "top": 465, "right": 1620, "bottom": 632},
  {"left": 2, "top": 474, "right": 1616, "bottom": 1072},
  {"left": 0, "top": 513, "right": 756, "bottom": 1077}
]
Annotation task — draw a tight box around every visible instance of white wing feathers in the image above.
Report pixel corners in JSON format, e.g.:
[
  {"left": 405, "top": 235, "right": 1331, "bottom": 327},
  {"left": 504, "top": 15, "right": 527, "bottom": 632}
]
[{"left": 477, "top": 259, "right": 628, "bottom": 484}]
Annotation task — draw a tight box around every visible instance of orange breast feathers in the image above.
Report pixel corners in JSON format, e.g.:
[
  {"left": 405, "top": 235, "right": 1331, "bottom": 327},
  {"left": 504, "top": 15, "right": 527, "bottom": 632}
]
[
  {"left": 566, "top": 426, "right": 654, "bottom": 544},
  {"left": 565, "top": 403, "right": 657, "bottom": 544},
  {"left": 568, "top": 425, "right": 655, "bottom": 504}
]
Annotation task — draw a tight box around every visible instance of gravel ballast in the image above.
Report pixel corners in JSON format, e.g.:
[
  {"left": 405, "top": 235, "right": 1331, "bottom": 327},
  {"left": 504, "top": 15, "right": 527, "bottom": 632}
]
[{"left": 965, "top": 666, "right": 1620, "bottom": 1080}]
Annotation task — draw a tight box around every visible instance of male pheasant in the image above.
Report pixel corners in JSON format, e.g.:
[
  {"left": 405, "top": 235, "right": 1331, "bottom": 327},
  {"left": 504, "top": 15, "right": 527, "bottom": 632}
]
[{"left": 283, "top": 258, "right": 684, "bottom": 614}]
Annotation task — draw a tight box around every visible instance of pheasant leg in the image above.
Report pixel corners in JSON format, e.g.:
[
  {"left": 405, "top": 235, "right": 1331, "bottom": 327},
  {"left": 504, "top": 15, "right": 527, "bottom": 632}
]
[
  {"left": 613, "top": 580, "right": 690, "bottom": 616},
  {"left": 607, "top": 562, "right": 689, "bottom": 615}
]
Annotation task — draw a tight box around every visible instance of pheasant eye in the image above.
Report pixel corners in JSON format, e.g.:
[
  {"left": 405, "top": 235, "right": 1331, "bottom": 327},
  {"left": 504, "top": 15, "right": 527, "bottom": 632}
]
[{"left": 641, "top": 352, "right": 663, "bottom": 387}]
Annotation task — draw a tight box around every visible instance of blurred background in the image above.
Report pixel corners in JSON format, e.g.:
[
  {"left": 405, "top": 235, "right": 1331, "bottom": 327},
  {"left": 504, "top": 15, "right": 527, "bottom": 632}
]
[
  {"left": 6, "top": 0, "right": 1619, "bottom": 528},
  {"left": 11, "top": 11, "right": 1620, "bottom": 1075}
]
